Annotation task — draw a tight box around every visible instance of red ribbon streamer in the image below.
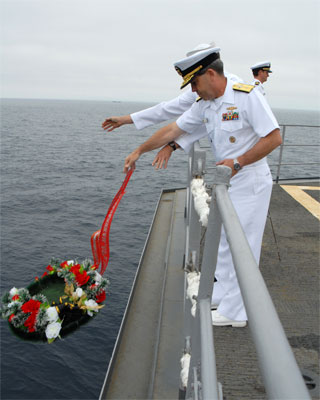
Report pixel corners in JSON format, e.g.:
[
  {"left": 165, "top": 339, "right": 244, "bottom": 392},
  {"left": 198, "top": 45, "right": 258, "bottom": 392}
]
[{"left": 91, "top": 170, "right": 134, "bottom": 275}]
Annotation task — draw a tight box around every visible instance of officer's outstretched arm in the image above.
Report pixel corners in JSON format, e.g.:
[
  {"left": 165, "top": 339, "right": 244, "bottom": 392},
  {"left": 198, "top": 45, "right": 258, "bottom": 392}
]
[
  {"left": 123, "top": 122, "right": 184, "bottom": 172},
  {"left": 102, "top": 115, "right": 133, "bottom": 132}
]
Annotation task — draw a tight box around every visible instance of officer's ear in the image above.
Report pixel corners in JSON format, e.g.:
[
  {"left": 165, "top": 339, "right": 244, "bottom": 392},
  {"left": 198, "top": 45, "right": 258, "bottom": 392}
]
[{"left": 206, "top": 68, "right": 216, "bottom": 80}]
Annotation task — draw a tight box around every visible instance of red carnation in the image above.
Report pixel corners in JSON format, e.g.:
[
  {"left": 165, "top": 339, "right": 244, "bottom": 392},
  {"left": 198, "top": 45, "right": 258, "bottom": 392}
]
[
  {"left": 21, "top": 299, "right": 41, "bottom": 313},
  {"left": 9, "top": 314, "right": 15, "bottom": 323},
  {"left": 24, "top": 315, "right": 37, "bottom": 332},
  {"left": 96, "top": 290, "right": 106, "bottom": 304},
  {"left": 69, "top": 264, "right": 90, "bottom": 286},
  {"left": 21, "top": 299, "right": 41, "bottom": 333},
  {"left": 75, "top": 270, "right": 90, "bottom": 286},
  {"left": 70, "top": 264, "right": 81, "bottom": 274},
  {"left": 12, "top": 295, "right": 20, "bottom": 301},
  {"left": 60, "top": 261, "right": 69, "bottom": 268},
  {"left": 41, "top": 271, "right": 48, "bottom": 278},
  {"left": 46, "top": 265, "right": 54, "bottom": 272}
]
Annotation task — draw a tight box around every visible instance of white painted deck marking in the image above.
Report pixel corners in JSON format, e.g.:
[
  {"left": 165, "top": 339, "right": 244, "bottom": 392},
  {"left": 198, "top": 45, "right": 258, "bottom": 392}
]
[{"left": 280, "top": 185, "right": 320, "bottom": 220}]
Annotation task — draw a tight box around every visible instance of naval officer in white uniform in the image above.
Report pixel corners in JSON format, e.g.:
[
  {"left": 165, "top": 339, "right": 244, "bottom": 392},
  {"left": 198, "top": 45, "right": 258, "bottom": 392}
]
[
  {"left": 123, "top": 47, "right": 282, "bottom": 327},
  {"left": 250, "top": 61, "right": 273, "bottom": 96}
]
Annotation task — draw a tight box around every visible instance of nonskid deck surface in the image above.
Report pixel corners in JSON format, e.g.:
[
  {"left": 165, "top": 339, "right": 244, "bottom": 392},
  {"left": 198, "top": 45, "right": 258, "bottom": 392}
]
[{"left": 101, "top": 183, "right": 319, "bottom": 399}]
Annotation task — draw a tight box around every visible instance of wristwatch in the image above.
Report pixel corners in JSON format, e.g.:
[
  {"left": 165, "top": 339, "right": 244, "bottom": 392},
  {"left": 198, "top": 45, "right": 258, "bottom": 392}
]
[
  {"left": 233, "top": 158, "right": 242, "bottom": 171},
  {"left": 168, "top": 141, "right": 177, "bottom": 151}
]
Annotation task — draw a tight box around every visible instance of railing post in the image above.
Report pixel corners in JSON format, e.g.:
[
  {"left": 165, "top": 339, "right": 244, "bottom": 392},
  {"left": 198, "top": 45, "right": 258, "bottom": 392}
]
[
  {"left": 182, "top": 142, "right": 207, "bottom": 395},
  {"left": 184, "top": 148, "right": 193, "bottom": 269},
  {"left": 185, "top": 166, "right": 230, "bottom": 400},
  {"left": 276, "top": 125, "right": 286, "bottom": 183},
  {"left": 185, "top": 142, "right": 206, "bottom": 271},
  {"left": 183, "top": 141, "right": 207, "bottom": 350},
  {"left": 199, "top": 298, "right": 220, "bottom": 399}
]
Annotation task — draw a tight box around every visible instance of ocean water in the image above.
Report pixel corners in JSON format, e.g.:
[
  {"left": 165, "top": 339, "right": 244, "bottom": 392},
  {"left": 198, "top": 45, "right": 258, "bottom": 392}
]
[{"left": 0, "top": 99, "right": 319, "bottom": 400}]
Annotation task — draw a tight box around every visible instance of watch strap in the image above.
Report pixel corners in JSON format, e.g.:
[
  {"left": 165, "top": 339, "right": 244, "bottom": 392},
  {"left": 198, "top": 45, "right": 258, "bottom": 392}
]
[
  {"left": 233, "top": 158, "right": 241, "bottom": 171},
  {"left": 168, "top": 141, "right": 177, "bottom": 151}
]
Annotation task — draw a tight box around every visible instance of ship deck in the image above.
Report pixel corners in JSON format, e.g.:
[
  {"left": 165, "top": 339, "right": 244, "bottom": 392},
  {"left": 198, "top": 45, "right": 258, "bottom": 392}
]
[{"left": 100, "top": 181, "right": 319, "bottom": 400}]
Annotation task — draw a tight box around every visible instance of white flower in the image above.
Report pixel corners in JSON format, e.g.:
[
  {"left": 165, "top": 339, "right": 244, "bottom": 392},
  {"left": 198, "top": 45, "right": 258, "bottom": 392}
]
[
  {"left": 9, "top": 287, "right": 19, "bottom": 297},
  {"left": 46, "top": 307, "right": 59, "bottom": 323},
  {"left": 45, "top": 322, "right": 62, "bottom": 339},
  {"left": 7, "top": 302, "right": 15, "bottom": 308},
  {"left": 94, "top": 272, "right": 102, "bottom": 283},
  {"left": 85, "top": 299, "right": 99, "bottom": 317},
  {"left": 67, "top": 260, "right": 74, "bottom": 266},
  {"left": 75, "top": 288, "right": 83, "bottom": 298},
  {"left": 180, "top": 353, "right": 191, "bottom": 388}
]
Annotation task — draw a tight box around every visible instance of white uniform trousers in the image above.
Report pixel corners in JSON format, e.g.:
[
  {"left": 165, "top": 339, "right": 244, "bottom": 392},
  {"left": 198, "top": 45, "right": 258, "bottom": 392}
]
[{"left": 211, "top": 162, "right": 273, "bottom": 321}]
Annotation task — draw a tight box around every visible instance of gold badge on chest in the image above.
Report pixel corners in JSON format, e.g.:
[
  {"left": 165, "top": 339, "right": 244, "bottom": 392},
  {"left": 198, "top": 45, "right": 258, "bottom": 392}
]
[{"left": 229, "top": 136, "right": 236, "bottom": 143}]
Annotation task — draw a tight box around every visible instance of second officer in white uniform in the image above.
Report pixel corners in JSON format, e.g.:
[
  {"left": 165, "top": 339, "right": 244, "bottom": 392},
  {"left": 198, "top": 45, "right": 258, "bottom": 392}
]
[{"left": 250, "top": 60, "right": 273, "bottom": 96}]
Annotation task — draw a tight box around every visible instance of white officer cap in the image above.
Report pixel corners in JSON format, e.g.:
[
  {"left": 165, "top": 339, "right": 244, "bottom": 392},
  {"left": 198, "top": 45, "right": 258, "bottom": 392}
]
[
  {"left": 174, "top": 47, "right": 221, "bottom": 89},
  {"left": 186, "top": 42, "right": 216, "bottom": 57},
  {"left": 250, "top": 61, "right": 272, "bottom": 73}
]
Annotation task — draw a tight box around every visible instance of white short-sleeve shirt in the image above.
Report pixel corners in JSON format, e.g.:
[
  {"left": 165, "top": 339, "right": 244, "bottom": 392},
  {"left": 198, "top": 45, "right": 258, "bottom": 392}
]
[
  {"left": 176, "top": 78, "right": 279, "bottom": 163},
  {"left": 252, "top": 79, "right": 266, "bottom": 96}
]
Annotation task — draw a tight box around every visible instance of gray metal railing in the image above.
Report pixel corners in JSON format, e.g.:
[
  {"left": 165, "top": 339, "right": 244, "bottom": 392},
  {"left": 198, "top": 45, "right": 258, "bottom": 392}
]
[
  {"left": 201, "top": 123, "right": 320, "bottom": 183},
  {"left": 182, "top": 145, "right": 311, "bottom": 399},
  {"left": 274, "top": 124, "right": 319, "bottom": 182}
]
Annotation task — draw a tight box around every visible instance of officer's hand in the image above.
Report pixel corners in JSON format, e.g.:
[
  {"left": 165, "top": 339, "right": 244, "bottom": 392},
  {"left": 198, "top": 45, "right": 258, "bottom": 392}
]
[
  {"left": 216, "top": 159, "right": 237, "bottom": 177},
  {"left": 102, "top": 115, "right": 132, "bottom": 132},
  {"left": 124, "top": 150, "right": 140, "bottom": 173},
  {"left": 152, "top": 145, "right": 173, "bottom": 169}
]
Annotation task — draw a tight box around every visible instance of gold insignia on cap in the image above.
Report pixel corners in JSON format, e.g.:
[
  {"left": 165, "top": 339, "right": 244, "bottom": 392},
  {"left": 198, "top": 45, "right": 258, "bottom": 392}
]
[
  {"left": 229, "top": 136, "right": 236, "bottom": 143},
  {"left": 233, "top": 83, "right": 255, "bottom": 93},
  {"left": 181, "top": 65, "right": 203, "bottom": 88}
]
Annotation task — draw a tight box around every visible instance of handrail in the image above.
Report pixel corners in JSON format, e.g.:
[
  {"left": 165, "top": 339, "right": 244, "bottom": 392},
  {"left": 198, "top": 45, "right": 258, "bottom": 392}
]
[
  {"left": 183, "top": 147, "right": 311, "bottom": 398},
  {"left": 275, "top": 124, "right": 319, "bottom": 183},
  {"left": 199, "top": 299, "right": 219, "bottom": 399},
  {"left": 278, "top": 124, "right": 318, "bottom": 127}
]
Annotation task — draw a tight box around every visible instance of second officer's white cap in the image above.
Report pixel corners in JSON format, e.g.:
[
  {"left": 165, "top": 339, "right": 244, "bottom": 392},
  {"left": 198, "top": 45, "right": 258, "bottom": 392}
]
[{"left": 250, "top": 61, "right": 272, "bottom": 72}]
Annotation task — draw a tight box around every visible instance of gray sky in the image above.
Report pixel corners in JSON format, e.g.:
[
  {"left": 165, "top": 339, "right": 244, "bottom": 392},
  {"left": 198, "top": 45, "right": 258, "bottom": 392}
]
[{"left": 1, "top": 0, "right": 319, "bottom": 110}]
